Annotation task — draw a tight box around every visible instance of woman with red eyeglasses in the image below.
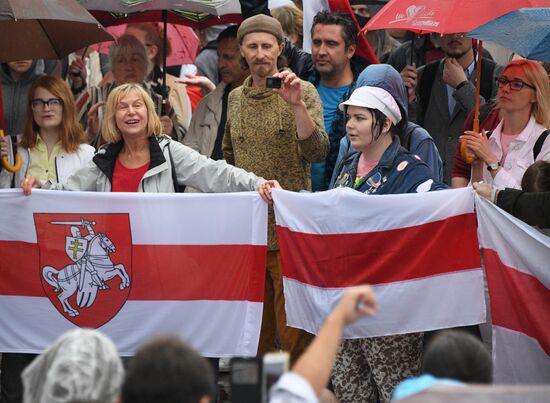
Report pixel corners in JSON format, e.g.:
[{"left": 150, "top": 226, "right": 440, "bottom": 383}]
[{"left": 460, "top": 59, "right": 550, "bottom": 189}]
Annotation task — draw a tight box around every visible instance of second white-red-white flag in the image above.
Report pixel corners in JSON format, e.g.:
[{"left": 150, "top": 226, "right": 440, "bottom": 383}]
[{"left": 273, "top": 187, "right": 486, "bottom": 338}]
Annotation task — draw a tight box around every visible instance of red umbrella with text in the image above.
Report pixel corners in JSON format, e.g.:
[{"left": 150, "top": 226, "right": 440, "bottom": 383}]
[{"left": 363, "top": 0, "right": 550, "bottom": 162}]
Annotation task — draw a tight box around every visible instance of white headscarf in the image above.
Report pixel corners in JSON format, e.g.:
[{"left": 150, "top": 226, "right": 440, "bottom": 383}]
[{"left": 22, "top": 329, "right": 124, "bottom": 403}]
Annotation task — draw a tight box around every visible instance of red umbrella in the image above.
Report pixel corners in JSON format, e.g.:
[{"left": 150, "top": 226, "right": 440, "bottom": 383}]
[
  {"left": 363, "top": 0, "right": 550, "bottom": 162},
  {"left": 91, "top": 23, "right": 200, "bottom": 66},
  {"left": 364, "top": 0, "right": 550, "bottom": 35}
]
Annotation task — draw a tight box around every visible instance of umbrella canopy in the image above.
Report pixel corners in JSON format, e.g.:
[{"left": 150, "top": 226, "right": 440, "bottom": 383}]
[
  {"left": 364, "top": 0, "right": 550, "bottom": 34},
  {"left": 91, "top": 23, "right": 200, "bottom": 66},
  {"left": 468, "top": 8, "right": 550, "bottom": 62},
  {"left": 79, "top": 0, "right": 243, "bottom": 29},
  {"left": 0, "top": 0, "right": 113, "bottom": 173},
  {"left": 0, "top": 0, "right": 113, "bottom": 62},
  {"left": 363, "top": 0, "right": 550, "bottom": 163}
]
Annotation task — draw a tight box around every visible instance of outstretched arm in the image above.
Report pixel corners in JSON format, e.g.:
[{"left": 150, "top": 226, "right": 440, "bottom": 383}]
[{"left": 286, "top": 286, "right": 377, "bottom": 397}]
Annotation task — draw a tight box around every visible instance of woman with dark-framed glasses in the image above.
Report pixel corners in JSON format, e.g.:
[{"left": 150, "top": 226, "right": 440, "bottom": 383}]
[
  {"left": 0, "top": 75, "right": 94, "bottom": 189},
  {"left": 460, "top": 59, "right": 550, "bottom": 189}
]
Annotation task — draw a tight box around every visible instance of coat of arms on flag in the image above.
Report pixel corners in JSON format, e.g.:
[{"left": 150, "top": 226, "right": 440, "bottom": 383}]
[{"left": 34, "top": 213, "right": 132, "bottom": 328}]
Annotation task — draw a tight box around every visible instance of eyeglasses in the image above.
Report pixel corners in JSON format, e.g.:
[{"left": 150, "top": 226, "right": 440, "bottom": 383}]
[
  {"left": 31, "top": 98, "right": 63, "bottom": 110},
  {"left": 495, "top": 77, "right": 536, "bottom": 91}
]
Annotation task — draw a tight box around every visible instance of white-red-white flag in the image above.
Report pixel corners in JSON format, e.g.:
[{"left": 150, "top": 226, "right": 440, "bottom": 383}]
[
  {"left": 273, "top": 187, "right": 485, "bottom": 338},
  {"left": 0, "top": 189, "right": 267, "bottom": 356},
  {"left": 476, "top": 195, "right": 550, "bottom": 383}
]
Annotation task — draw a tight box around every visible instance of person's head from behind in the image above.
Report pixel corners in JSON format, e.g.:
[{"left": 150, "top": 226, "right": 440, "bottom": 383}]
[
  {"left": 121, "top": 336, "right": 215, "bottom": 403},
  {"left": 20, "top": 75, "right": 84, "bottom": 152},
  {"left": 102, "top": 83, "right": 162, "bottom": 143},
  {"left": 109, "top": 34, "right": 150, "bottom": 85},
  {"left": 311, "top": 11, "right": 356, "bottom": 79},
  {"left": 271, "top": 5, "right": 304, "bottom": 48},
  {"left": 125, "top": 22, "right": 171, "bottom": 73},
  {"left": 497, "top": 59, "right": 550, "bottom": 128},
  {"left": 339, "top": 86, "right": 402, "bottom": 153},
  {"left": 216, "top": 25, "right": 249, "bottom": 88},
  {"left": 521, "top": 160, "right": 550, "bottom": 192},
  {"left": 21, "top": 328, "right": 124, "bottom": 403},
  {"left": 237, "top": 14, "right": 286, "bottom": 79},
  {"left": 422, "top": 330, "right": 492, "bottom": 383}
]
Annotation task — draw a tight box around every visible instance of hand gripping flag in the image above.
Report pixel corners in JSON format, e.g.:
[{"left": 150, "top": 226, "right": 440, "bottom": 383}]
[
  {"left": 0, "top": 189, "right": 267, "bottom": 356},
  {"left": 476, "top": 195, "right": 550, "bottom": 384}
]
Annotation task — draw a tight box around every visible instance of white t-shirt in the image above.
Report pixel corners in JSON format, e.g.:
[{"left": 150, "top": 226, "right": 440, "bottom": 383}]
[{"left": 269, "top": 372, "right": 319, "bottom": 403}]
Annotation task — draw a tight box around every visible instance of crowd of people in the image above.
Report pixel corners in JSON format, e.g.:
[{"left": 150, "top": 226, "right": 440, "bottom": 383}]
[{"left": 1, "top": 0, "right": 549, "bottom": 402}]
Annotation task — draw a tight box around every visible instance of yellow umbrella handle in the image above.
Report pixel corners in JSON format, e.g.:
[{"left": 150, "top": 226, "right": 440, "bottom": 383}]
[
  {"left": 461, "top": 40, "right": 484, "bottom": 164},
  {"left": 0, "top": 129, "right": 22, "bottom": 173}
]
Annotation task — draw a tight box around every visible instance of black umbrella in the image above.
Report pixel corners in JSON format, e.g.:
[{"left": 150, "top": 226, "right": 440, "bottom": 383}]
[{"left": 0, "top": 0, "right": 113, "bottom": 172}]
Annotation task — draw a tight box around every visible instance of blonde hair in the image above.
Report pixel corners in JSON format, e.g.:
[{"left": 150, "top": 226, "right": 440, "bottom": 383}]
[
  {"left": 101, "top": 83, "right": 163, "bottom": 143},
  {"left": 271, "top": 5, "right": 304, "bottom": 48},
  {"left": 503, "top": 59, "right": 550, "bottom": 128},
  {"left": 109, "top": 34, "right": 150, "bottom": 81}
]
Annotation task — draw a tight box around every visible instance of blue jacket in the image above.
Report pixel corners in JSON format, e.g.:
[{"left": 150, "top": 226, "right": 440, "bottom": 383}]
[
  {"left": 330, "top": 64, "right": 443, "bottom": 187},
  {"left": 332, "top": 136, "right": 447, "bottom": 194},
  {"left": 308, "top": 56, "right": 368, "bottom": 191}
]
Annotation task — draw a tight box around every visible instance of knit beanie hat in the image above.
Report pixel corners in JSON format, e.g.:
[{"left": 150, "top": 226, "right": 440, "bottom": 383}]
[{"left": 237, "top": 14, "right": 284, "bottom": 44}]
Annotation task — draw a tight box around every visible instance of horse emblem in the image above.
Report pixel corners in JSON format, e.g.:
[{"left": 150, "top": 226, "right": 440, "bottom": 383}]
[{"left": 35, "top": 214, "right": 132, "bottom": 327}]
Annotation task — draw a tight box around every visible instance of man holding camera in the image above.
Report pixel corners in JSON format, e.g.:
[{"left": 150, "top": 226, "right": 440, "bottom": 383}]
[{"left": 222, "top": 14, "right": 328, "bottom": 365}]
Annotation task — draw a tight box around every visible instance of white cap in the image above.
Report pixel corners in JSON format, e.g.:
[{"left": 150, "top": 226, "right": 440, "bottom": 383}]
[{"left": 339, "top": 86, "right": 402, "bottom": 125}]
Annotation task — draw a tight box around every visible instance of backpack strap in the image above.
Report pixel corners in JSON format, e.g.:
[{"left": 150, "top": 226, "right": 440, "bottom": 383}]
[
  {"left": 418, "top": 60, "right": 440, "bottom": 123},
  {"left": 167, "top": 142, "right": 186, "bottom": 193},
  {"left": 533, "top": 130, "right": 550, "bottom": 160}
]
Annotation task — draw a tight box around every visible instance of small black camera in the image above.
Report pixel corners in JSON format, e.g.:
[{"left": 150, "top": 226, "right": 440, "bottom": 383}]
[{"left": 266, "top": 76, "right": 282, "bottom": 89}]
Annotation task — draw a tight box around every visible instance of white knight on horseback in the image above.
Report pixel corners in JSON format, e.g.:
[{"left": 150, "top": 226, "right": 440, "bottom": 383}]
[{"left": 42, "top": 218, "right": 130, "bottom": 317}]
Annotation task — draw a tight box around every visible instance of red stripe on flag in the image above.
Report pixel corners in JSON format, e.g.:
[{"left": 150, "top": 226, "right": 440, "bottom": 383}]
[
  {"left": 0, "top": 241, "right": 266, "bottom": 302},
  {"left": 130, "top": 245, "right": 265, "bottom": 302},
  {"left": 0, "top": 241, "right": 42, "bottom": 296},
  {"left": 277, "top": 213, "right": 480, "bottom": 287},
  {"left": 484, "top": 248, "right": 550, "bottom": 356}
]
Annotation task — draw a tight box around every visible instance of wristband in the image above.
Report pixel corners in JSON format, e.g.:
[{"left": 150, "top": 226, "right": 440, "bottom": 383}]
[{"left": 455, "top": 80, "right": 468, "bottom": 91}]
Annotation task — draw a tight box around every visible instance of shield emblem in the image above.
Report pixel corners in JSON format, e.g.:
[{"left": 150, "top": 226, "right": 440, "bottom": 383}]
[
  {"left": 34, "top": 213, "right": 132, "bottom": 328},
  {"left": 65, "top": 236, "right": 88, "bottom": 262}
]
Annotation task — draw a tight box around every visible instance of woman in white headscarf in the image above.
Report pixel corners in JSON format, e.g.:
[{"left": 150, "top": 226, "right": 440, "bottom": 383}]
[{"left": 22, "top": 329, "right": 124, "bottom": 403}]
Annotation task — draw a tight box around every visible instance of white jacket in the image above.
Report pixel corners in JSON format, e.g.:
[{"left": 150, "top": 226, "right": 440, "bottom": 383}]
[
  {"left": 483, "top": 117, "right": 550, "bottom": 189},
  {"left": 0, "top": 137, "right": 95, "bottom": 188},
  {"left": 45, "top": 135, "right": 265, "bottom": 193},
  {"left": 183, "top": 82, "right": 228, "bottom": 158}
]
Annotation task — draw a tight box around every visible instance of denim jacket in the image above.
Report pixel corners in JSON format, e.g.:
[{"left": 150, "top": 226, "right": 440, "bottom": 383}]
[{"left": 332, "top": 136, "right": 447, "bottom": 194}]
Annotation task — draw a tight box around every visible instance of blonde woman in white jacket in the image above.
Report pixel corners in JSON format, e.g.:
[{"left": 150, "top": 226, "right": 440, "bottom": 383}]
[
  {"left": 0, "top": 75, "right": 94, "bottom": 188},
  {"left": 22, "top": 83, "right": 279, "bottom": 201}
]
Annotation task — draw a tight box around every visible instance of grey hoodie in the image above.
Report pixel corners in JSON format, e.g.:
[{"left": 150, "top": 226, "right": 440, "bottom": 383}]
[
  {"left": 0, "top": 60, "right": 42, "bottom": 136},
  {"left": 331, "top": 64, "right": 443, "bottom": 186}
]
